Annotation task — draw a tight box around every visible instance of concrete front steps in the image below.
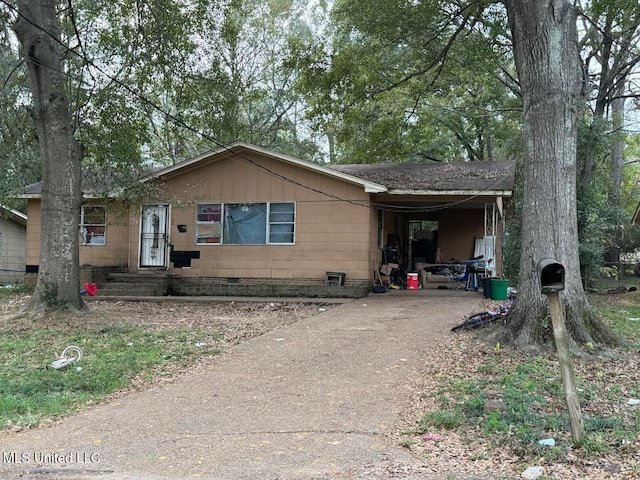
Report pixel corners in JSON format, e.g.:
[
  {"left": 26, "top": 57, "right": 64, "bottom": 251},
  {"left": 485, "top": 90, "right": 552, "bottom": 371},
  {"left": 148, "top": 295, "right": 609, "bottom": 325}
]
[{"left": 98, "top": 272, "right": 169, "bottom": 297}]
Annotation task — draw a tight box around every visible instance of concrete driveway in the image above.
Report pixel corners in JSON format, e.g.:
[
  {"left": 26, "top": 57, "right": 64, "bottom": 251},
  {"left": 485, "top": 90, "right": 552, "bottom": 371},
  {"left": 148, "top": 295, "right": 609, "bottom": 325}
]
[{"left": 0, "top": 290, "right": 485, "bottom": 480}]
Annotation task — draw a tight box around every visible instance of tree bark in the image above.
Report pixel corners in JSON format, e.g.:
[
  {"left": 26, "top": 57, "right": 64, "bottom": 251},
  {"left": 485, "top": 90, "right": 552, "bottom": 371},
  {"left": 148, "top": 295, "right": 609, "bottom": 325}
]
[
  {"left": 500, "top": 0, "right": 622, "bottom": 350},
  {"left": 14, "top": 0, "right": 83, "bottom": 311}
]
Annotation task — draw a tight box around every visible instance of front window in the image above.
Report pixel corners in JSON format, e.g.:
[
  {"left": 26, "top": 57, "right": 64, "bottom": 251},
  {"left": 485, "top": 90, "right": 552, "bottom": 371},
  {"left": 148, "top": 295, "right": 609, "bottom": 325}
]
[
  {"left": 195, "top": 202, "right": 295, "bottom": 245},
  {"left": 223, "top": 203, "right": 267, "bottom": 244},
  {"left": 80, "top": 205, "right": 106, "bottom": 245},
  {"left": 269, "top": 203, "right": 295, "bottom": 244},
  {"left": 196, "top": 204, "right": 222, "bottom": 243}
]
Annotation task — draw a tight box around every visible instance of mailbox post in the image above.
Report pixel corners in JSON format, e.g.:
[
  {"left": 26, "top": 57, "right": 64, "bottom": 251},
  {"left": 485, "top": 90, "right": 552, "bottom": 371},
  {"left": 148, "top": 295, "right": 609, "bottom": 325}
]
[{"left": 537, "top": 259, "right": 584, "bottom": 445}]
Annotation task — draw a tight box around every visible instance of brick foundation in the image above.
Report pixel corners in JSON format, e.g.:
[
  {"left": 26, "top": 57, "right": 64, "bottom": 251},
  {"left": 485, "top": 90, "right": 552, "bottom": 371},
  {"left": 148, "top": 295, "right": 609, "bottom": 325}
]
[
  {"left": 24, "top": 268, "right": 370, "bottom": 299},
  {"left": 169, "top": 276, "right": 371, "bottom": 298},
  {"left": 79, "top": 265, "right": 127, "bottom": 287},
  {"left": 24, "top": 272, "right": 37, "bottom": 290},
  {"left": 24, "top": 265, "right": 127, "bottom": 292}
]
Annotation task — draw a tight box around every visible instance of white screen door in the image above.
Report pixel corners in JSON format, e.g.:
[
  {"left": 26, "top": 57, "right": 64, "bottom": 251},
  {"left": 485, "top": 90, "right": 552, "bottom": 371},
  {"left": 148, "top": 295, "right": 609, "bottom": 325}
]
[{"left": 140, "top": 205, "right": 169, "bottom": 268}]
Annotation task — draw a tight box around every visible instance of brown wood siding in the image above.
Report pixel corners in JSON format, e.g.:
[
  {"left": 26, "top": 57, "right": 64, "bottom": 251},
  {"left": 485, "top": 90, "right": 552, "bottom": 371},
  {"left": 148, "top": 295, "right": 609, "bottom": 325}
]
[
  {"left": 378, "top": 209, "right": 407, "bottom": 261},
  {"left": 79, "top": 201, "right": 129, "bottom": 267},
  {"left": 26, "top": 199, "right": 129, "bottom": 268},
  {"left": 26, "top": 200, "right": 41, "bottom": 265},
  {"left": 127, "top": 207, "right": 141, "bottom": 269},
  {"left": 154, "top": 153, "right": 373, "bottom": 280},
  {"left": 438, "top": 210, "right": 485, "bottom": 261},
  {"left": 369, "top": 208, "right": 381, "bottom": 280},
  {"left": 24, "top": 149, "right": 509, "bottom": 283}
]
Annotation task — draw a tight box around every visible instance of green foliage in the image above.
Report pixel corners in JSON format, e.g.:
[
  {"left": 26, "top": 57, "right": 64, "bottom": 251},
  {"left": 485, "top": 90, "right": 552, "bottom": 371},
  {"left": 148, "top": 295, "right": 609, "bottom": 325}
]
[
  {"left": 294, "top": 0, "right": 522, "bottom": 163},
  {"left": 622, "top": 134, "right": 640, "bottom": 215},
  {"left": 575, "top": 0, "right": 640, "bottom": 277},
  {"left": 0, "top": 284, "right": 29, "bottom": 296},
  {"left": 419, "top": 410, "right": 461, "bottom": 431},
  {"left": 70, "top": 0, "right": 205, "bottom": 178},
  {"left": 0, "top": 40, "right": 40, "bottom": 207},
  {"left": 174, "top": 0, "right": 324, "bottom": 162},
  {"left": 418, "top": 358, "right": 568, "bottom": 455},
  {"left": 2, "top": 0, "right": 326, "bottom": 207},
  {"left": 499, "top": 108, "right": 640, "bottom": 293}
]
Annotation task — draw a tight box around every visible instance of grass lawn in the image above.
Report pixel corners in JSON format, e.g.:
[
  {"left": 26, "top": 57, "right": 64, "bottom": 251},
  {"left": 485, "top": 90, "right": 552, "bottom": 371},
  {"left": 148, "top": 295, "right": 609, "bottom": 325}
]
[
  {"left": 0, "top": 293, "right": 223, "bottom": 431},
  {"left": 2, "top": 286, "right": 639, "bottom": 478},
  {"left": 0, "top": 288, "right": 323, "bottom": 434},
  {"left": 407, "top": 291, "right": 640, "bottom": 479},
  {"left": 1, "top": 323, "right": 223, "bottom": 431}
]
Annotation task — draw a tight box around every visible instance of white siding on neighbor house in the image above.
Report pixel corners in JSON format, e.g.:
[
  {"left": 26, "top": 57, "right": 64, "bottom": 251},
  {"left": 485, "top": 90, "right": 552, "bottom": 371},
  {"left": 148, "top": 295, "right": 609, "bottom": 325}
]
[{"left": 0, "top": 218, "right": 26, "bottom": 284}]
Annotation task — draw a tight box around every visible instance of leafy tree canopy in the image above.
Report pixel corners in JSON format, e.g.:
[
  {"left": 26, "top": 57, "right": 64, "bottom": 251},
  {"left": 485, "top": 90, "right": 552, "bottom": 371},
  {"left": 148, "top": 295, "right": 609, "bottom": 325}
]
[{"left": 294, "top": 0, "right": 523, "bottom": 163}]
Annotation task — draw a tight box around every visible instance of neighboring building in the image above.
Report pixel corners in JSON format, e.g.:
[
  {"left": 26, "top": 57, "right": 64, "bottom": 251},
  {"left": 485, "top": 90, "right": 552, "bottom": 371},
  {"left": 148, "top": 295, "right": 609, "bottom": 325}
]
[
  {"left": 632, "top": 203, "right": 640, "bottom": 226},
  {"left": 0, "top": 206, "right": 27, "bottom": 285},
  {"left": 20, "top": 142, "right": 515, "bottom": 297}
]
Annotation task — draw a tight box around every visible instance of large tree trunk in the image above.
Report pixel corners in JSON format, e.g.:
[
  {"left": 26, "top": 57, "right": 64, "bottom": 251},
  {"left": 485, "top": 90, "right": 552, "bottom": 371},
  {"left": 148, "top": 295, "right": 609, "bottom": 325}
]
[
  {"left": 501, "top": 0, "right": 621, "bottom": 351},
  {"left": 14, "top": 0, "right": 83, "bottom": 311}
]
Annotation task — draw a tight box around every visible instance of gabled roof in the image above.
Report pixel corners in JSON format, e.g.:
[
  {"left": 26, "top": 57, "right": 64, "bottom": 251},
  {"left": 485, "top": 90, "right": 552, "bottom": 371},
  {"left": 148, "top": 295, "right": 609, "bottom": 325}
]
[
  {"left": 21, "top": 142, "right": 388, "bottom": 197},
  {"left": 0, "top": 205, "right": 27, "bottom": 226},
  {"left": 142, "top": 141, "right": 388, "bottom": 193},
  {"left": 329, "top": 161, "right": 516, "bottom": 195},
  {"left": 19, "top": 142, "right": 516, "bottom": 199}
]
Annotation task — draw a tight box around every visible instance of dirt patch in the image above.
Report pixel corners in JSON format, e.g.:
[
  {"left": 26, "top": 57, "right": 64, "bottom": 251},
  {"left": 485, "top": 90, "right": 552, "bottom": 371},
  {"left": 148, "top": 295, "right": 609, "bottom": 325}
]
[
  {"left": 1, "top": 296, "right": 329, "bottom": 341},
  {"left": 87, "top": 299, "right": 329, "bottom": 342}
]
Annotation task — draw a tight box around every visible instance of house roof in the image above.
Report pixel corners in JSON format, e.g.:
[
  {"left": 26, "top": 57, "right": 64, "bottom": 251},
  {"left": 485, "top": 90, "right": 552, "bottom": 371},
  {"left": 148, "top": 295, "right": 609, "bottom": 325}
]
[
  {"left": 142, "top": 141, "right": 388, "bottom": 193},
  {"left": 22, "top": 142, "right": 388, "bottom": 196},
  {"left": 21, "top": 168, "right": 156, "bottom": 198},
  {"left": 329, "top": 161, "right": 516, "bottom": 195},
  {"left": 19, "top": 142, "right": 516, "bottom": 199},
  {"left": 0, "top": 205, "right": 27, "bottom": 226}
]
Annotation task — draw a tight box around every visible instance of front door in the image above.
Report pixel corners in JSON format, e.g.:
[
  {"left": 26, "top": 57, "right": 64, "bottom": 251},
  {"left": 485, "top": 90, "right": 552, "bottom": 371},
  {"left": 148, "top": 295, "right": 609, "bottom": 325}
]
[{"left": 140, "top": 204, "right": 169, "bottom": 268}]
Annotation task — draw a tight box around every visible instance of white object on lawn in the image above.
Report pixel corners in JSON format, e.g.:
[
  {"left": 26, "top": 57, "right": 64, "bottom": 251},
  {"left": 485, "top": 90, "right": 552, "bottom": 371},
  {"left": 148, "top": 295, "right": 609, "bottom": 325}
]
[{"left": 51, "top": 346, "right": 83, "bottom": 370}]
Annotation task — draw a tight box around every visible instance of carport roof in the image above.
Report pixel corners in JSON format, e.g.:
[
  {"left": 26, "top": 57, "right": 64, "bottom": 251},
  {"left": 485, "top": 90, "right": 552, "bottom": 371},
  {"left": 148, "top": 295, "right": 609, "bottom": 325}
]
[{"left": 329, "top": 161, "right": 516, "bottom": 195}]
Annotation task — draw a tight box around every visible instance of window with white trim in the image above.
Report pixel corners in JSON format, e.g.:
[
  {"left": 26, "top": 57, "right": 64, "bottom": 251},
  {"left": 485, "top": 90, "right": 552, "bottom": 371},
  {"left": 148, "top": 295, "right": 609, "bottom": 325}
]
[
  {"left": 195, "top": 202, "right": 295, "bottom": 245},
  {"left": 268, "top": 203, "right": 295, "bottom": 244},
  {"left": 80, "top": 205, "right": 107, "bottom": 245}
]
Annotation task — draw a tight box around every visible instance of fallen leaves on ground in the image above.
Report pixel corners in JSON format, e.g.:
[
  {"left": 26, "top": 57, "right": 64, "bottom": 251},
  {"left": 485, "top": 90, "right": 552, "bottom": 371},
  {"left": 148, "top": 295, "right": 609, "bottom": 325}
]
[
  {"left": 390, "top": 299, "right": 640, "bottom": 480},
  {"left": 2, "top": 295, "right": 639, "bottom": 479}
]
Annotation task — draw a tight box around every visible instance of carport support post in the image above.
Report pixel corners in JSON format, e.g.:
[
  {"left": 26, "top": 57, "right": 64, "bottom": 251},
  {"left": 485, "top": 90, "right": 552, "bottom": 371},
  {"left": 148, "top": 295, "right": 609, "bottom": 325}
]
[{"left": 547, "top": 291, "right": 584, "bottom": 445}]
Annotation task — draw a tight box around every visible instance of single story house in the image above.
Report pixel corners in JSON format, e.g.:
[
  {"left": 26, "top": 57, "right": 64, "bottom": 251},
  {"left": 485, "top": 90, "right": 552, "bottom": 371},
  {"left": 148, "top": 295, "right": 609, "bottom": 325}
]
[
  {"left": 0, "top": 205, "right": 27, "bottom": 284},
  {"left": 21, "top": 142, "right": 515, "bottom": 297}
]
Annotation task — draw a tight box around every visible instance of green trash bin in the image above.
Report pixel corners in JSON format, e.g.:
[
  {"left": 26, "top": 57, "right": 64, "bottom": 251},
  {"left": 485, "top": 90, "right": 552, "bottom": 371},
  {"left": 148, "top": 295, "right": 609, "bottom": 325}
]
[{"left": 490, "top": 278, "right": 508, "bottom": 301}]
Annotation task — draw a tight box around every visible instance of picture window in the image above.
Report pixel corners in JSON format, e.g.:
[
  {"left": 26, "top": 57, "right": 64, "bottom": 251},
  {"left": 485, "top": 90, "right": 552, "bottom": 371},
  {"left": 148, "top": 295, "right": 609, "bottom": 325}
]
[{"left": 195, "top": 202, "right": 295, "bottom": 245}]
